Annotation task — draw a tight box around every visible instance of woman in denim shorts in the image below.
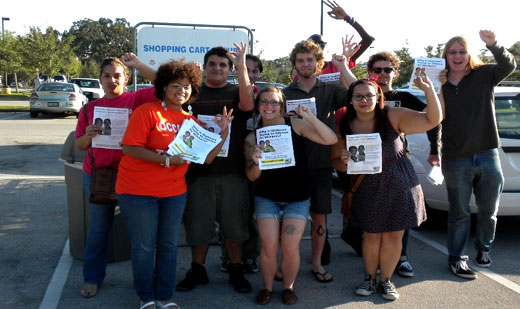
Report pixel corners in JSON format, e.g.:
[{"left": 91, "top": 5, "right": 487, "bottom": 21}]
[{"left": 245, "top": 87, "right": 337, "bottom": 305}]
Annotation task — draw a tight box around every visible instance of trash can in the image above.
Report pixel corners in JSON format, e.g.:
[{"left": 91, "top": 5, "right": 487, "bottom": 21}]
[{"left": 59, "top": 131, "right": 130, "bottom": 262}]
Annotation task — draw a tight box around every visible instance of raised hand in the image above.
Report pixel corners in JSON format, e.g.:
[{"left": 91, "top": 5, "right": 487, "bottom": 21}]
[
  {"left": 120, "top": 52, "right": 142, "bottom": 68},
  {"left": 413, "top": 74, "right": 435, "bottom": 93},
  {"left": 226, "top": 42, "right": 248, "bottom": 69},
  {"left": 342, "top": 35, "right": 361, "bottom": 60},
  {"left": 295, "top": 105, "right": 315, "bottom": 120},
  {"left": 331, "top": 53, "right": 347, "bottom": 68},
  {"left": 324, "top": 0, "right": 348, "bottom": 20},
  {"left": 213, "top": 106, "right": 234, "bottom": 134},
  {"left": 479, "top": 30, "right": 496, "bottom": 46}
]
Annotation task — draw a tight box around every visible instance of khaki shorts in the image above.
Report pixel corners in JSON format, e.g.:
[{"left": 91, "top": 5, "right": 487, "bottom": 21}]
[
  {"left": 185, "top": 173, "right": 250, "bottom": 246},
  {"left": 309, "top": 168, "right": 332, "bottom": 214}
]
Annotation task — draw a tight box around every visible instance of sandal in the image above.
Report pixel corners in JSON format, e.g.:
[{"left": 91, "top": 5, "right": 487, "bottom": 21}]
[
  {"left": 80, "top": 283, "right": 98, "bottom": 298},
  {"left": 155, "top": 300, "right": 180, "bottom": 309},
  {"left": 311, "top": 270, "right": 333, "bottom": 283},
  {"left": 140, "top": 301, "right": 155, "bottom": 309}
]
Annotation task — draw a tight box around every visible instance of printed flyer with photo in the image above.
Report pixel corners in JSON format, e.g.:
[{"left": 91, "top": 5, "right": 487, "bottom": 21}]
[
  {"left": 91, "top": 106, "right": 129, "bottom": 149},
  {"left": 166, "top": 118, "right": 222, "bottom": 164},
  {"left": 346, "top": 133, "right": 382, "bottom": 174},
  {"left": 285, "top": 97, "right": 317, "bottom": 117},
  {"left": 256, "top": 125, "right": 295, "bottom": 170},
  {"left": 197, "top": 114, "right": 231, "bottom": 157},
  {"left": 408, "top": 57, "right": 446, "bottom": 93},
  {"left": 317, "top": 72, "right": 340, "bottom": 83}
]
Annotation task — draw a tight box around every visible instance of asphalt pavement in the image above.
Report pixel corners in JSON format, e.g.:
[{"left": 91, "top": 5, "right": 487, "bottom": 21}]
[{"left": 1, "top": 109, "right": 520, "bottom": 308}]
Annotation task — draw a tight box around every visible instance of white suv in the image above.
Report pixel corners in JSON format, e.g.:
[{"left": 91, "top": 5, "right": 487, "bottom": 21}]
[
  {"left": 70, "top": 78, "right": 105, "bottom": 101},
  {"left": 404, "top": 87, "right": 520, "bottom": 215}
]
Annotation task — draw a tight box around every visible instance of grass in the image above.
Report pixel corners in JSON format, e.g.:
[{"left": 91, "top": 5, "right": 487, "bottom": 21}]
[
  {"left": 0, "top": 92, "right": 31, "bottom": 98},
  {"left": 0, "top": 105, "right": 29, "bottom": 110}
]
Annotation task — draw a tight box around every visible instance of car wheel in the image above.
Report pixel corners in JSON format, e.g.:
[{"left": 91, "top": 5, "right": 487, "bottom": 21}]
[{"left": 30, "top": 111, "right": 38, "bottom": 118}]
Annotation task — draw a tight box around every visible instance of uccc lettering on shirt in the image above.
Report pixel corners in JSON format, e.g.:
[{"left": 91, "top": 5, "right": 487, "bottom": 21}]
[{"left": 159, "top": 121, "right": 181, "bottom": 133}]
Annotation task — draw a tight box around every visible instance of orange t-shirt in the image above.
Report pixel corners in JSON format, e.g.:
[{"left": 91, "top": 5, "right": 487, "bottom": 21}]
[{"left": 116, "top": 102, "right": 196, "bottom": 197}]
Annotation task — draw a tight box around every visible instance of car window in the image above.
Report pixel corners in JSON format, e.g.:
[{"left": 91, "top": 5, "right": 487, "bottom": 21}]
[
  {"left": 496, "top": 96, "right": 520, "bottom": 139},
  {"left": 39, "top": 84, "right": 74, "bottom": 92},
  {"left": 72, "top": 80, "right": 100, "bottom": 88}
]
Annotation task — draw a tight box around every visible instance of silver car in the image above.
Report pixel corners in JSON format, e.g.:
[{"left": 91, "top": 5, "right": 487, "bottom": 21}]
[
  {"left": 70, "top": 78, "right": 105, "bottom": 101},
  {"left": 406, "top": 86, "right": 520, "bottom": 215},
  {"left": 30, "top": 83, "right": 88, "bottom": 118}
]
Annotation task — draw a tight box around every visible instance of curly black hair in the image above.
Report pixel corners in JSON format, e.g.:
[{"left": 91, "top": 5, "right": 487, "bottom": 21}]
[{"left": 154, "top": 60, "right": 202, "bottom": 102}]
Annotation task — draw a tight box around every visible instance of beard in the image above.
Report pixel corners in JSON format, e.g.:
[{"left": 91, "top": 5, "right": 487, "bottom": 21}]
[{"left": 295, "top": 67, "right": 316, "bottom": 79}]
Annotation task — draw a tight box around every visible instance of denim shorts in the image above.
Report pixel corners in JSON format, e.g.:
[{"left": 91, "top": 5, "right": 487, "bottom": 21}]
[{"left": 255, "top": 196, "right": 310, "bottom": 221}]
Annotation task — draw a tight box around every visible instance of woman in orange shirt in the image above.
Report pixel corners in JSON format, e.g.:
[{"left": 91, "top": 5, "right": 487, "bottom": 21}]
[{"left": 115, "top": 57, "right": 231, "bottom": 309}]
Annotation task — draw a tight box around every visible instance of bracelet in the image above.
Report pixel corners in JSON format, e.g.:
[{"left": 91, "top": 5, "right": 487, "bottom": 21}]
[
  {"left": 346, "top": 16, "right": 355, "bottom": 25},
  {"left": 165, "top": 156, "right": 170, "bottom": 168}
]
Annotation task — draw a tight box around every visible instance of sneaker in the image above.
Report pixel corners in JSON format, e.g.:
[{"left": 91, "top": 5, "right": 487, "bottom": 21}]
[
  {"left": 243, "top": 258, "right": 259, "bottom": 273},
  {"left": 377, "top": 279, "right": 400, "bottom": 301},
  {"left": 475, "top": 251, "right": 492, "bottom": 268},
  {"left": 175, "top": 262, "right": 209, "bottom": 291},
  {"left": 228, "top": 263, "right": 252, "bottom": 293},
  {"left": 396, "top": 260, "right": 414, "bottom": 277},
  {"left": 448, "top": 258, "right": 477, "bottom": 279},
  {"left": 220, "top": 259, "right": 230, "bottom": 273},
  {"left": 355, "top": 274, "right": 376, "bottom": 296}
]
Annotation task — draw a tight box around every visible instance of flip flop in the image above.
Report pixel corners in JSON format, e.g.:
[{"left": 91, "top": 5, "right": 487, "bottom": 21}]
[
  {"left": 156, "top": 301, "right": 180, "bottom": 309},
  {"left": 80, "top": 283, "right": 98, "bottom": 298},
  {"left": 140, "top": 301, "right": 155, "bottom": 309},
  {"left": 311, "top": 270, "right": 333, "bottom": 283}
]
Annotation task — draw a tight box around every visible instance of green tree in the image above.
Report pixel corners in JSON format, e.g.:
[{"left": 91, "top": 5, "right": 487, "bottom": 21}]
[
  {"left": 425, "top": 44, "right": 444, "bottom": 58},
  {"left": 0, "top": 31, "right": 23, "bottom": 88},
  {"left": 393, "top": 43, "right": 414, "bottom": 88},
  {"left": 19, "top": 27, "right": 81, "bottom": 80},
  {"left": 64, "top": 18, "right": 133, "bottom": 66},
  {"left": 507, "top": 41, "right": 520, "bottom": 81}
]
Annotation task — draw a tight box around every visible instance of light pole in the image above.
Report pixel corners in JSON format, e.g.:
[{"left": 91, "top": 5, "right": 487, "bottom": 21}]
[
  {"left": 2, "top": 17, "right": 10, "bottom": 87},
  {"left": 320, "top": 0, "right": 324, "bottom": 35}
]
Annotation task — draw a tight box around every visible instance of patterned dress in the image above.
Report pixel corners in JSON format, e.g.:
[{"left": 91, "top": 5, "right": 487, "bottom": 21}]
[{"left": 352, "top": 119, "right": 427, "bottom": 233}]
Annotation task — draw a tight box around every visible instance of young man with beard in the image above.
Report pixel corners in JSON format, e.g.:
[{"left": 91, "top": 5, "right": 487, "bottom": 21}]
[
  {"left": 283, "top": 40, "right": 356, "bottom": 283},
  {"left": 175, "top": 43, "right": 255, "bottom": 293}
]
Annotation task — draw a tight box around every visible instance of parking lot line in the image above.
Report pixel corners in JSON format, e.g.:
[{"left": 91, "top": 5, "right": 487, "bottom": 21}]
[
  {"left": 39, "top": 239, "right": 73, "bottom": 309},
  {"left": 410, "top": 230, "right": 520, "bottom": 294},
  {"left": 0, "top": 113, "right": 28, "bottom": 120},
  {"left": 0, "top": 174, "right": 65, "bottom": 180}
]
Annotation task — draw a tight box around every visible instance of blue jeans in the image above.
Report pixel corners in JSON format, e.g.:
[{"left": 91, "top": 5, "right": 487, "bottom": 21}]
[
  {"left": 82, "top": 173, "right": 115, "bottom": 285},
  {"left": 442, "top": 149, "right": 503, "bottom": 263},
  {"left": 118, "top": 193, "right": 186, "bottom": 302},
  {"left": 255, "top": 196, "right": 310, "bottom": 221}
]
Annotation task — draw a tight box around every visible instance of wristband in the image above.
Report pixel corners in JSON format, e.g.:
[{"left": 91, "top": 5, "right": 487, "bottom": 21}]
[
  {"left": 164, "top": 156, "right": 170, "bottom": 168},
  {"left": 346, "top": 16, "right": 355, "bottom": 25}
]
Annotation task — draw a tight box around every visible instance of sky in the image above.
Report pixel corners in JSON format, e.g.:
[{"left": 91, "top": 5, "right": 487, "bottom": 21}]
[{"left": 2, "top": 0, "right": 518, "bottom": 63}]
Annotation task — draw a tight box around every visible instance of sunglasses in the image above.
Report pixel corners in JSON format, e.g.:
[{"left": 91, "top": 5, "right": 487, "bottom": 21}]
[
  {"left": 372, "top": 67, "right": 395, "bottom": 74},
  {"left": 447, "top": 50, "right": 468, "bottom": 56}
]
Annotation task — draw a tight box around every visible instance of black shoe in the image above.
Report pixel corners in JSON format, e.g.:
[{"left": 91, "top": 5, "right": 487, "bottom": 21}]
[
  {"left": 228, "top": 263, "right": 252, "bottom": 293},
  {"left": 242, "top": 257, "right": 259, "bottom": 273},
  {"left": 475, "top": 251, "right": 492, "bottom": 268},
  {"left": 340, "top": 227, "right": 363, "bottom": 257},
  {"left": 321, "top": 233, "right": 331, "bottom": 266},
  {"left": 175, "top": 262, "right": 209, "bottom": 291},
  {"left": 448, "top": 259, "right": 477, "bottom": 279}
]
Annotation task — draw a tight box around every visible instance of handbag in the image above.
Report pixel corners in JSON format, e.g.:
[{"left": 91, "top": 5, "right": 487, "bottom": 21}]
[
  {"left": 340, "top": 174, "right": 365, "bottom": 218},
  {"left": 83, "top": 102, "right": 119, "bottom": 206}
]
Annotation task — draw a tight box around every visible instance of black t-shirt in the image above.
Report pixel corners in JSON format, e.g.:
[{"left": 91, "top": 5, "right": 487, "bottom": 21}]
[
  {"left": 283, "top": 80, "right": 348, "bottom": 169},
  {"left": 184, "top": 83, "right": 252, "bottom": 178}
]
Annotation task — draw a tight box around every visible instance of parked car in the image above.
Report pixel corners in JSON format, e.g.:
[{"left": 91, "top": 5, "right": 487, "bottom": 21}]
[
  {"left": 53, "top": 75, "right": 67, "bottom": 83},
  {"left": 70, "top": 78, "right": 105, "bottom": 101},
  {"left": 10, "top": 81, "right": 25, "bottom": 88},
  {"left": 29, "top": 83, "right": 88, "bottom": 118},
  {"left": 405, "top": 86, "right": 520, "bottom": 215}
]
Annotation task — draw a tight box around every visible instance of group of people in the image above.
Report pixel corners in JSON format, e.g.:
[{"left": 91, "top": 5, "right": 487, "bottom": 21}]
[{"left": 74, "top": 2, "right": 516, "bottom": 308}]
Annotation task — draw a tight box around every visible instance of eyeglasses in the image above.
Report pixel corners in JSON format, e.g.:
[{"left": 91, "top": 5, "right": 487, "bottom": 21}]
[
  {"left": 447, "top": 50, "right": 468, "bottom": 56},
  {"left": 352, "top": 94, "right": 376, "bottom": 101},
  {"left": 259, "top": 100, "right": 282, "bottom": 107},
  {"left": 372, "top": 67, "right": 394, "bottom": 74},
  {"left": 170, "top": 83, "right": 192, "bottom": 92}
]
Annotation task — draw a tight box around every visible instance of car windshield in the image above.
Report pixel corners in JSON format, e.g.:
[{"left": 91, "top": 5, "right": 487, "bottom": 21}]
[
  {"left": 72, "top": 80, "right": 100, "bottom": 88},
  {"left": 39, "top": 84, "right": 75, "bottom": 92},
  {"left": 496, "top": 96, "right": 520, "bottom": 139}
]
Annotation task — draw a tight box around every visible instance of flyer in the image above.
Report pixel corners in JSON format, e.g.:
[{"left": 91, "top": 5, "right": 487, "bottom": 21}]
[
  {"left": 285, "top": 97, "right": 317, "bottom": 117},
  {"left": 408, "top": 57, "right": 446, "bottom": 93},
  {"left": 346, "top": 133, "right": 382, "bottom": 174},
  {"left": 197, "top": 114, "right": 231, "bottom": 157},
  {"left": 91, "top": 106, "right": 129, "bottom": 149},
  {"left": 317, "top": 72, "right": 341, "bottom": 84},
  {"left": 166, "top": 118, "right": 222, "bottom": 164},
  {"left": 256, "top": 125, "right": 295, "bottom": 170}
]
